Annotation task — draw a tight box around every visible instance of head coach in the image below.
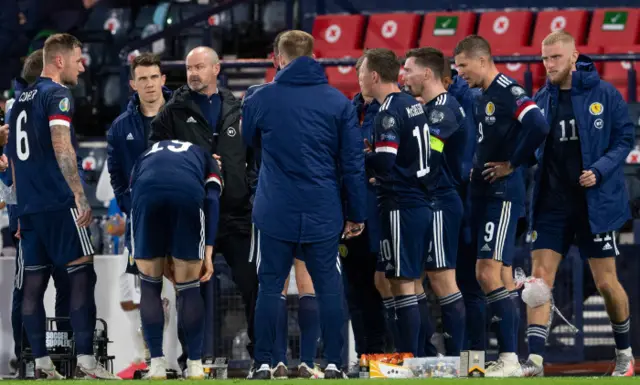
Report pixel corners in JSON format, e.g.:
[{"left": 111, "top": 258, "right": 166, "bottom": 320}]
[{"left": 148, "top": 46, "right": 258, "bottom": 359}]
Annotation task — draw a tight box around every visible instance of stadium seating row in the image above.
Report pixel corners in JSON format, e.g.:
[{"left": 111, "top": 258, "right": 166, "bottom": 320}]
[{"left": 302, "top": 8, "right": 640, "bottom": 98}]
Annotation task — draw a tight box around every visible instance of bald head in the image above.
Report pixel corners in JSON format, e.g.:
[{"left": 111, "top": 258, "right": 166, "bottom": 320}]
[{"left": 186, "top": 46, "right": 220, "bottom": 95}]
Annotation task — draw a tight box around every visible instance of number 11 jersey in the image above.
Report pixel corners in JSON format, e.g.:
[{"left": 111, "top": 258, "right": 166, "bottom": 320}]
[
  {"left": 370, "top": 92, "right": 431, "bottom": 209},
  {"left": 8, "top": 77, "right": 77, "bottom": 217}
]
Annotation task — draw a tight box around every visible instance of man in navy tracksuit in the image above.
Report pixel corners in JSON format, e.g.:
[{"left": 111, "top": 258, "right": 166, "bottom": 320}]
[
  {"left": 341, "top": 87, "right": 387, "bottom": 357},
  {"left": 444, "top": 67, "right": 486, "bottom": 352},
  {"left": 242, "top": 30, "right": 366, "bottom": 379},
  {"left": 3, "top": 50, "right": 71, "bottom": 375},
  {"left": 522, "top": 31, "right": 635, "bottom": 377}
]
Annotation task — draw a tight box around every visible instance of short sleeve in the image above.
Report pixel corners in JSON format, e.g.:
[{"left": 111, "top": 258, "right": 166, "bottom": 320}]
[
  {"left": 373, "top": 111, "right": 401, "bottom": 155},
  {"left": 506, "top": 85, "right": 537, "bottom": 123},
  {"left": 47, "top": 87, "right": 74, "bottom": 128}
]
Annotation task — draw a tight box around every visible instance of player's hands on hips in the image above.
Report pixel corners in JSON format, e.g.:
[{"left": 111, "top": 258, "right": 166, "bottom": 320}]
[
  {"left": 0, "top": 124, "right": 9, "bottom": 146},
  {"left": 74, "top": 194, "right": 93, "bottom": 227},
  {"left": 201, "top": 245, "right": 215, "bottom": 282},
  {"left": 579, "top": 170, "right": 597, "bottom": 188},
  {"left": 213, "top": 154, "right": 222, "bottom": 171},
  {"left": 0, "top": 154, "right": 8, "bottom": 172},
  {"left": 482, "top": 161, "right": 513, "bottom": 183},
  {"left": 342, "top": 221, "right": 365, "bottom": 239},
  {"left": 363, "top": 139, "right": 374, "bottom": 154}
]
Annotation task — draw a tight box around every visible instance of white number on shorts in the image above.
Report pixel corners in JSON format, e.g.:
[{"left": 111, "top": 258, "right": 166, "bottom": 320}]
[
  {"left": 484, "top": 221, "right": 495, "bottom": 242},
  {"left": 380, "top": 239, "right": 392, "bottom": 261},
  {"left": 146, "top": 140, "right": 193, "bottom": 156}
]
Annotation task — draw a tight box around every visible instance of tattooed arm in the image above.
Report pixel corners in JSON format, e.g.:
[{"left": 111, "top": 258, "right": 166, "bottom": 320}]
[{"left": 51, "top": 124, "right": 92, "bottom": 227}]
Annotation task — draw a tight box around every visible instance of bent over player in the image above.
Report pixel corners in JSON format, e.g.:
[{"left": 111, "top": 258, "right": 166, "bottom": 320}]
[
  {"left": 522, "top": 31, "right": 635, "bottom": 377},
  {"left": 360, "top": 48, "right": 432, "bottom": 357},
  {"left": 454, "top": 35, "right": 550, "bottom": 377},
  {"left": 8, "top": 33, "right": 119, "bottom": 380},
  {"left": 130, "top": 140, "right": 222, "bottom": 379},
  {"left": 404, "top": 47, "right": 466, "bottom": 356}
]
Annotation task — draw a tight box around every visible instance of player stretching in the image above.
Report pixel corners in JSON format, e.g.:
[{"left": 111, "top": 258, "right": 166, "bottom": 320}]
[
  {"left": 360, "top": 48, "right": 433, "bottom": 356},
  {"left": 403, "top": 47, "right": 466, "bottom": 356},
  {"left": 8, "top": 33, "right": 119, "bottom": 380},
  {"left": 454, "top": 35, "right": 550, "bottom": 376},
  {"left": 522, "top": 31, "right": 635, "bottom": 377},
  {"left": 130, "top": 140, "right": 222, "bottom": 379}
]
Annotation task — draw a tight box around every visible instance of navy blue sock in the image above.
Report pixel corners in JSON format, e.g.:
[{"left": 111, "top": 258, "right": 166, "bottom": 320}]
[
  {"left": 272, "top": 295, "right": 288, "bottom": 366},
  {"left": 176, "top": 280, "right": 204, "bottom": 361},
  {"left": 66, "top": 263, "right": 97, "bottom": 355},
  {"left": 254, "top": 291, "right": 281, "bottom": 367},
  {"left": 139, "top": 274, "right": 164, "bottom": 359},
  {"left": 382, "top": 297, "right": 399, "bottom": 351},
  {"left": 395, "top": 294, "right": 420, "bottom": 356},
  {"left": 438, "top": 292, "right": 466, "bottom": 356},
  {"left": 487, "top": 287, "right": 517, "bottom": 353},
  {"left": 511, "top": 290, "right": 521, "bottom": 347},
  {"left": 21, "top": 266, "right": 50, "bottom": 359},
  {"left": 462, "top": 290, "right": 486, "bottom": 350},
  {"left": 298, "top": 294, "right": 319, "bottom": 367},
  {"left": 526, "top": 324, "right": 548, "bottom": 356},
  {"left": 611, "top": 318, "right": 631, "bottom": 350},
  {"left": 416, "top": 293, "right": 437, "bottom": 356}
]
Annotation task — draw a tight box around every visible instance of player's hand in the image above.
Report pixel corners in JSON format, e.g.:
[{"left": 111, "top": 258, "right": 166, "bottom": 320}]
[
  {"left": 369, "top": 177, "right": 376, "bottom": 185},
  {"left": 200, "top": 245, "right": 215, "bottom": 282},
  {"left": 0, "top": 124, "right": 9, "bottom": 146},
  {"left": 0, "top": 154, "right": 8, "bottom": 172},
  {"left": 15, "top": 220, "right": 20, "bottom": 239},
  {"left": 164, "top": 257, "right": 176, "bottom": 284},
  {"left": 213, "top": 154, "right": 222, "bottom": 171},
  {"left": 106, "top": 214, "right": 126, "bottom": 236},
  {"left": 363, "top": 139, "right": 374, "bottom": 154},
  {"left": 579, "top": 170, "right": 597, "bottom": 188},
  {"left": 74, "top": 194, "right": 93, "bottom": 228},
  {"left": 342, "top": 221, "right": 365, "bottom": 239},
  {"left": 482, "top": 161, "right": 514, "bottom": 183}
]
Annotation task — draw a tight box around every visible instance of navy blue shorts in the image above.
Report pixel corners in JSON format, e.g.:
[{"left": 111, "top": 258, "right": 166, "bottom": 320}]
[
  {"left": 426, "top": 192, "right": 463, "bottom": 270},
  {"left": 471, "top": 198, "right": 522, "bottom": 266},
  {"left": 131, "top": 195, "right": 204, "bottom": 261},
  {"left": 380, "top": 206, "right": 432, "bottom": 279},
  {"left": 531, "top": 203, "right": 620, "bottom": 259},
  {"left": 20, "top": 208, "right": 95, "bottom": 267}
]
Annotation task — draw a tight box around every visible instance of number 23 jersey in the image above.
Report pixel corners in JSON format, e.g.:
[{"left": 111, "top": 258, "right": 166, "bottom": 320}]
[{"left": 369, "top": 92, "right": 432, "bottom": 208}]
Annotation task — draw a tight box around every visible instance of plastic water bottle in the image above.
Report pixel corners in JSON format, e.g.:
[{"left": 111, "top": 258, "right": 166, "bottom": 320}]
[
  {"left": 101, "top": 216, "right": 115, "bottom": 255},
  {"left": 232, "top": 330, "right": 251, "bottom": 360}
]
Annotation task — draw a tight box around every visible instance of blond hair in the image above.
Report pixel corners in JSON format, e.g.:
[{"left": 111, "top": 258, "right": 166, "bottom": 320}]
[
  {"left": 542, "top": 30, "right": 575, "bottom": 46},
  {"left": 277, "top": 30, "right": 314, "bottom": 61}
]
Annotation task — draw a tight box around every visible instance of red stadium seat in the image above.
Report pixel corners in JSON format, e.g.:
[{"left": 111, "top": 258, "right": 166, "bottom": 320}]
[
  {"left": 601, "top": 45, "right": 640, "bottom": 87},
  {"left": 312, "top": 15, "right": 366, "bottom": 57},
  {"left": 324, "top": 49, "right": 363, "bottom": 96},
  {"left": 419, "top": 12, "right": 477, "bottom": 54},
  {"left": 493, "top": 46, "right": 545, "bottom": 88},
  {"left": 363, "top": 13, "right": 421, "bottom": 57},
  {"left": 264, "top": 67, "right": 277, "bottom": 83},
  {"left": 531, "top": 10, "right": 589, "bottom": 46},
  {"left": 587, "top": 8, "right": 640, "bottom": 48},
  {"left": 478, "top": 11, "right": 533, "bottom": 48}
]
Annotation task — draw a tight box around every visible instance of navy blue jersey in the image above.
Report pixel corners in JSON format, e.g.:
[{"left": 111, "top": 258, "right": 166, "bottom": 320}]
[
  {"left": 368, "top": 92, "right": 431, "bottom": 208},
  {"left": 423, "top": 92, "right": 466, "bottom": 195},
  {"left": 539, "top": 89, "right": 582, "bottom": 208},
  {"left": 130, "top": 140, "right": 222, "bottom": 203},
  {"left": 9, "top": 77, "right": 78, "bottom": 216},
  {"left": 472, "top": 74, "right": 539, "bottom": 202}
]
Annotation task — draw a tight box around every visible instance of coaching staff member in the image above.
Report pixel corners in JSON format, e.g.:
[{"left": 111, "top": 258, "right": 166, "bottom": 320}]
[{"left": 149, "top": 46, "right": 258, "bottom": 358}]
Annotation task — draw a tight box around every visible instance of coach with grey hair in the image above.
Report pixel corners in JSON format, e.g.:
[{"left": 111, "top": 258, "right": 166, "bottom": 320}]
[{"left": 150, "top": 46, "right": 258, "bottom": 361}]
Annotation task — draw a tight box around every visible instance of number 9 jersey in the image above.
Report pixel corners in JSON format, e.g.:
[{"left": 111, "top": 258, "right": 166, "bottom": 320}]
[{"left": 7, "top": 77, "right": 77, "bottom": 216}]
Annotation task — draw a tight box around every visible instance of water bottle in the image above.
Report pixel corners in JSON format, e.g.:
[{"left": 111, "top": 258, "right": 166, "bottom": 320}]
[
  {"left": 89, "top": 218, "right": 102, "bottom": 252},
  {"left": 232, "top": 330, "right": 250, "bottom": 360},
  {"left": 101, "top": 216, "right": 114, "bottom": 255}
]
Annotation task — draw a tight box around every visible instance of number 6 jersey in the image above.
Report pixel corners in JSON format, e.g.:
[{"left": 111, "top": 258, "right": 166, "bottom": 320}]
[
  {"left": 8, "top": 77, "right": 78, "bottom": 216},
  {"left": 367, "top": 92, "right": 433, "bottom": 208}
]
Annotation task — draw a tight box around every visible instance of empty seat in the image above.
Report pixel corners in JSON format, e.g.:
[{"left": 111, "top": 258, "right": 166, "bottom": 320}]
[
  {"left": 312, "top": 15, "right": 366, "bottom": 57},
  {"left": 493, "top": 46, "right": 545, "bottom": 89},
  {"left": 324, "top": 49, "right": 363, "bottom": 96},
  {"left": 588, "top": 8, "right": 640, "bottom": 48},
  {"left": 601, "top": 45, "right": 640, "bottom": 101},
  {"left": 478, "top": 11, "right": 533, "bottom": 49},
  {"left": 419, "top": 12, "right": 477, "bottom": 55},
  {"left": 532, "top": 10, "right": 589, "bottom": 46},
  {"left": 363, "top": 13, "right": 421, "bottom": 57}
]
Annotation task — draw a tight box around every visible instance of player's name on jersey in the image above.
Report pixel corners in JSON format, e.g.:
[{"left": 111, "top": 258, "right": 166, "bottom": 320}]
[
  {"left": 19, "top": 89, "right": 38, "bottom": 102},
  {"left": 406, "top": 104, "right": 425, "bottom": 118}
]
